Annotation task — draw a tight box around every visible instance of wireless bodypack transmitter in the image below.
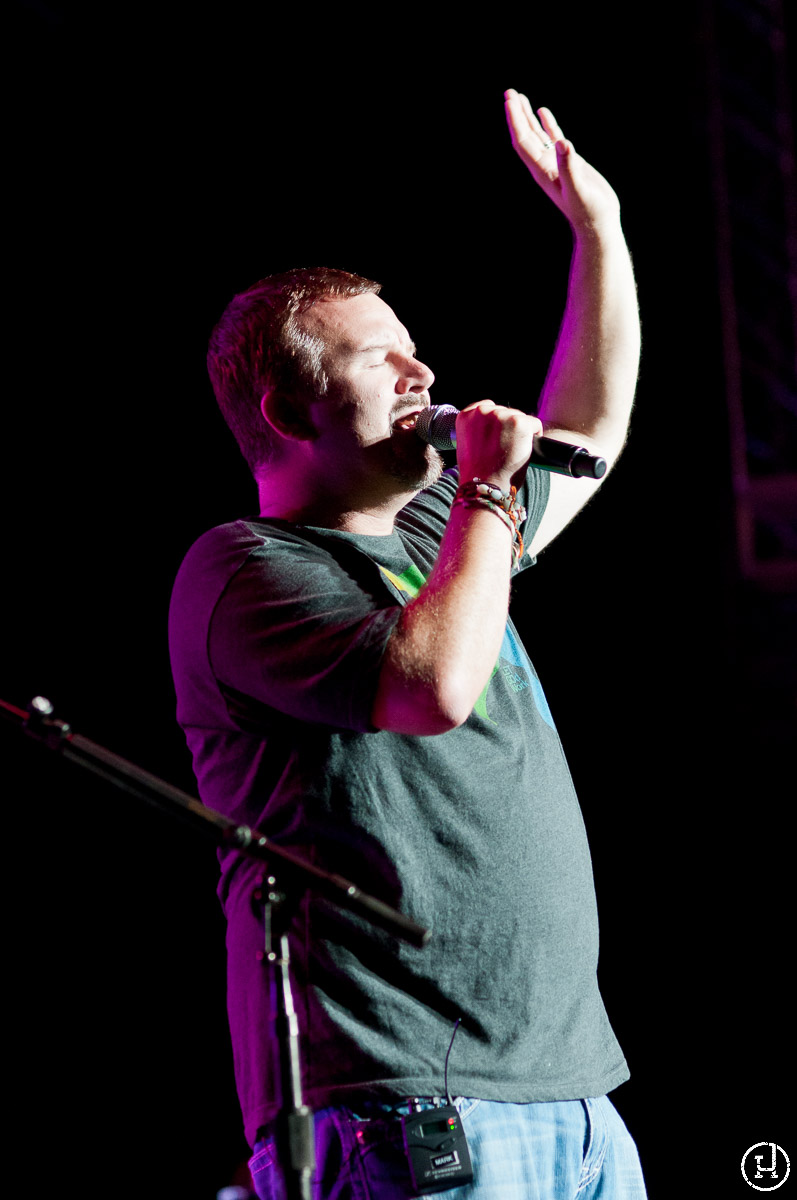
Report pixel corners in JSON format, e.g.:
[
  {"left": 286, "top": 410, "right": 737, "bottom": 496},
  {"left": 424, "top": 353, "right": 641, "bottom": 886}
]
[{"left": 401, "top": 1103, "right": 474, "bottom": 1193}]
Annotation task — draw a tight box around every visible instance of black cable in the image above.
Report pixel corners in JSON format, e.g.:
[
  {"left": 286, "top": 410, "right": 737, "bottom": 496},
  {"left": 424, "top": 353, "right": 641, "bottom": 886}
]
[{"left": 444, "top": 1018, "right": 462, "bottom": 1106}]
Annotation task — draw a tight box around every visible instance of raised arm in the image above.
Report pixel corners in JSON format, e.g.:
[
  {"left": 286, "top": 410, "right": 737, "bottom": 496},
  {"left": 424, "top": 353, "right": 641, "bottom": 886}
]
[
  {"left": 504, "top": 90, "right": 641, "bottom": 555},
  {"left": 372, "top": 94, "right": 640, "bottom": 737}
]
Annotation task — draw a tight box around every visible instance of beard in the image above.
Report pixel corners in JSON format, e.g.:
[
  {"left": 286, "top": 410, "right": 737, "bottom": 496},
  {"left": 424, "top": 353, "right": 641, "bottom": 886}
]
[{"left": 385, "top": 435, "right": 445, "bottom": 492}]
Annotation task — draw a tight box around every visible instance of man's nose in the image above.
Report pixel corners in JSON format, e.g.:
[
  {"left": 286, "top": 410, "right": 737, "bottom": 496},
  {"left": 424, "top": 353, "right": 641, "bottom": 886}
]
[{"left": 398, "top": 355, "right": 435, "bottom": 393}]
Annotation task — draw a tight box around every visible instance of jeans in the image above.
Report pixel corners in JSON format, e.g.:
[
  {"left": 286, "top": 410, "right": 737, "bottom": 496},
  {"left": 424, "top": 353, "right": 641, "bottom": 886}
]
[{"left": 248, "top": 1095, "right": 647, "bottom": 1199}]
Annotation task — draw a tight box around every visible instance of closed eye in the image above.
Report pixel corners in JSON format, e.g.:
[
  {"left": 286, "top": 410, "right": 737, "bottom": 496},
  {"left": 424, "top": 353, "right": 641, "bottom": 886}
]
[{"left": 354, "top": 341, "right": 417, "bottom": 363}]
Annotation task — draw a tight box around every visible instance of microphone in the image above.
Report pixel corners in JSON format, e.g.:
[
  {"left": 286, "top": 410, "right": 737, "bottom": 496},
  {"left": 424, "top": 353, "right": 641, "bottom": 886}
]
[{"left": 415, "top": 404, "right": 607, "bottom": 480}]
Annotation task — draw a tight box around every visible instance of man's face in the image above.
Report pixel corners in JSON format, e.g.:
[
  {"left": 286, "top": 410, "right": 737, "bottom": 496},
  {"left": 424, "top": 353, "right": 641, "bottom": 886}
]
[{"left": 297, "top": 293, "right": 443, "bottom": 491}]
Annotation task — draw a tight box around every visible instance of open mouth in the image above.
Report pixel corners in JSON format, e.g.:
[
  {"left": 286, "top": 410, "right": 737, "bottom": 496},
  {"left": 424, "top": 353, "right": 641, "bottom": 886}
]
[{"left": 392, "top": 409, "right": 423, "bottom": 432}]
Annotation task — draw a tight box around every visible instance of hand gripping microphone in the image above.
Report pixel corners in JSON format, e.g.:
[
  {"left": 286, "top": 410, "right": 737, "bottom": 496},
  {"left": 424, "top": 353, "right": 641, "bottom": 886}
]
[{"left": 415, "top": 404, "right": 607, "bottom": 480}]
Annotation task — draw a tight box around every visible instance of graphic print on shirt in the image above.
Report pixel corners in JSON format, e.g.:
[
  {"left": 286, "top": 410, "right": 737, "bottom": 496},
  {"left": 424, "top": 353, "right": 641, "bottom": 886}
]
[{"left": 377, "top": 564, "right": 556, "bottom": 730}]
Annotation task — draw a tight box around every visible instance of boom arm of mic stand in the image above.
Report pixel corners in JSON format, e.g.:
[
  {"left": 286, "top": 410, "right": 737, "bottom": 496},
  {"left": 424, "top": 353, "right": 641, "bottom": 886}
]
[
  {"left": 2, "top": 692, "right": 431, "bottom": 1200},
  {"left": 1, "top": 695, "right": 431, "bottom": 949}
]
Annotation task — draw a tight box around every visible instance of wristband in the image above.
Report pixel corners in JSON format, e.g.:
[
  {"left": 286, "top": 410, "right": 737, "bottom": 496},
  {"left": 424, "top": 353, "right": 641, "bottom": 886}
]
[{"left": 453, "top": 478, "right": 527, "bottom": 568}]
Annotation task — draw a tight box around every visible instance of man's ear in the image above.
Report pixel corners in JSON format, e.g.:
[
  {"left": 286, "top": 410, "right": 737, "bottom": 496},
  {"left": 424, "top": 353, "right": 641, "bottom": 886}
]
[{"left": 260, "top": 388, "right": 317, "bottom": 441}]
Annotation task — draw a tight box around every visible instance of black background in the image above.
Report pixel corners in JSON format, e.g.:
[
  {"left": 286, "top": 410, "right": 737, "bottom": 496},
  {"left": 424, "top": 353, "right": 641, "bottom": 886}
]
[{"left": 4, "top": 3, "right": 793, "bottom": 1197}]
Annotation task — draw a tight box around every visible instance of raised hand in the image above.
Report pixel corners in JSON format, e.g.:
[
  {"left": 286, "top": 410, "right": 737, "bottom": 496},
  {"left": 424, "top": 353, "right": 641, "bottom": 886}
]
[{"left": 504, "top": 89, "right": 621, "bottom": 234}]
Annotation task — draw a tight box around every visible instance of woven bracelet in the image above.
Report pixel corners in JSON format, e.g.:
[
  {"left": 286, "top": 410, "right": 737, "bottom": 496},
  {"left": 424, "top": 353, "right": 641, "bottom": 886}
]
[{"left": 454, "top": 478, "right": 526, "bottom": 568}]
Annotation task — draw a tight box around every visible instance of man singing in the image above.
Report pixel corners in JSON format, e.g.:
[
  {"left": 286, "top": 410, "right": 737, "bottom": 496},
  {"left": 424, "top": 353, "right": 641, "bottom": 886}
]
[{"left": 169, "top": 89, "right": 646, "bottom": 1198}]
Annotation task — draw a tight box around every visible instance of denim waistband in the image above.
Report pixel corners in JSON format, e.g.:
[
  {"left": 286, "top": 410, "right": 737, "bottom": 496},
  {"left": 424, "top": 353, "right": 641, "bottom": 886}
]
[{"left": 255, "top": 1095, "right": 458, "bottom": 1142}]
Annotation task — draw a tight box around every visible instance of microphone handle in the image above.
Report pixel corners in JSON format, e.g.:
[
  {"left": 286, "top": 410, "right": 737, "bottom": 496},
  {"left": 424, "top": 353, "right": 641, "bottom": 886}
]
[
  {"left": 415, "top": 405, "right": 607, "bottom": 480},
  {"left": 532, "top": 436, "right": 607, "bottom": 480}
]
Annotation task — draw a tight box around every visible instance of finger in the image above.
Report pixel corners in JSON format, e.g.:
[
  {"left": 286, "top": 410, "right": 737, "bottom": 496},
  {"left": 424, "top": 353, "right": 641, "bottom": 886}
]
[
  {"left": 538, "top": 106, "right": 564, "bottom": 147},
  {"left": 504, "top": 89, "right": 536, "bottom": 151},
  {"left": 505, "top": 90, "right": 559, "bottom": 177},
  {"left": 539, "top": 108, "right": 578, "bottom": 179},
  {"left": 518, "top": 93, "right": 556, "bottom": 154},
  {"left": 460, "top": 400, "right": 496, "bottom": 413},
  {"left": 554, "top": 138, "right": 577, "bottom": 191},
  {"left": 505, "top": 89, "right": 548, "bottom": 148}
]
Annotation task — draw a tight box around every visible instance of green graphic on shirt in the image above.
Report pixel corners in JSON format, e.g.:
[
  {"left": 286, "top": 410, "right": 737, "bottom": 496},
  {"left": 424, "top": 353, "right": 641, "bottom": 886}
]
[
  {"left": 377, "top": 562, "right": 554, "bottom": 730},
  {"left": 378, "top": 563, "right": 427, "bottom": 599},
  {"left": 473, "top": 665, "right": 500, "bottom": 725}
]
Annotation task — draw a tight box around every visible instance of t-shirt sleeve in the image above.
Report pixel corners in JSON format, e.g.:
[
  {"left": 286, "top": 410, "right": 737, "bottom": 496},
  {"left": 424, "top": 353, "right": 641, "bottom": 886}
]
[
  {"left": 208, "top": 535, "right": 402, "bottom": 733},
  {"left": 516, "top": 466, "right": 551, "bottom": 573},
  {"left": 400, "top": 465, "right": 550, "bottom": 576}
]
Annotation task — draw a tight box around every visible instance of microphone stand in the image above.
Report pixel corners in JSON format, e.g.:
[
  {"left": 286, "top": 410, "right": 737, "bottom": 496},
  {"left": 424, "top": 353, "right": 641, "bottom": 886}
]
[
  {"left": 1, "top": 694, "right": 431, "bottom": 1200},
  {"left": 258, "top": 872, "right": 314, "bottom": 1200}
]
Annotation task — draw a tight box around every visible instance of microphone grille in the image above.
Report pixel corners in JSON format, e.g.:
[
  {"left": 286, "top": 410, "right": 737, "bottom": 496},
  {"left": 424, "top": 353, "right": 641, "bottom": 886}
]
[{"left": 415, "top": 405, "right": 459, "bottom": 449}]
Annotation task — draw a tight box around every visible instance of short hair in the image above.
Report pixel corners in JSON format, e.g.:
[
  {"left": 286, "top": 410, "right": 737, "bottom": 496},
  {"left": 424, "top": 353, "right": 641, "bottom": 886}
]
[{"left": 207, "top": 266, "right": 381, "bottom": 474}]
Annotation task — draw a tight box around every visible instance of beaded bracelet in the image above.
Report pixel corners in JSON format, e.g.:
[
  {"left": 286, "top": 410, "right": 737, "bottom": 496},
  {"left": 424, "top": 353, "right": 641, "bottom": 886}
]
[{"left": 453, "top": 478, "right": 527, "bottom": 568}]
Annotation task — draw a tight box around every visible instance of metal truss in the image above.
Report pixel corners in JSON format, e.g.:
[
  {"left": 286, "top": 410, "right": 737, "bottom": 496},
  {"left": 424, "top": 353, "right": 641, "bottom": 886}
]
[{"left": 704, "top": 0, "right": 797, "bottom": 590}]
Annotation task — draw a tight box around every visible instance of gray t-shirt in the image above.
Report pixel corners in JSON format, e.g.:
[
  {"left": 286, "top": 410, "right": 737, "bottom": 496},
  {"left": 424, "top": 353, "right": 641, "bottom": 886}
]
[{"left": 168, "top": 468, "right": 628, "bottom": 1147}]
